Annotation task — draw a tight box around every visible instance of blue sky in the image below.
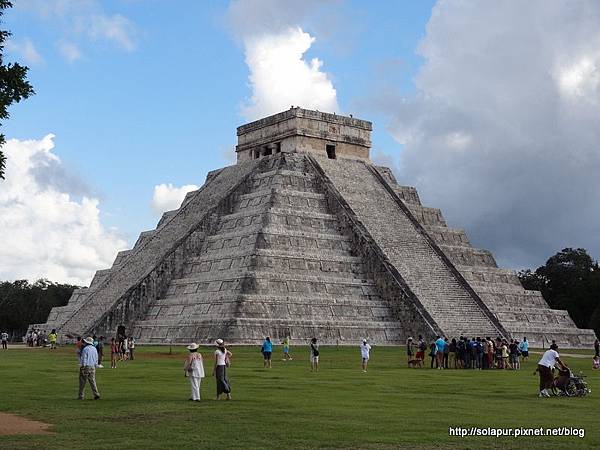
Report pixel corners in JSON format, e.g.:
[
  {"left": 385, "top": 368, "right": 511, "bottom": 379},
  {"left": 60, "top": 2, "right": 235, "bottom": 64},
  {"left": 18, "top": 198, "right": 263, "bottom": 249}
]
[
  {"left": 2, "top": 0, "right": 600, "bottom": 284},
  {"left": 3, "top": 0, "right": 433, "bottom": 240}
]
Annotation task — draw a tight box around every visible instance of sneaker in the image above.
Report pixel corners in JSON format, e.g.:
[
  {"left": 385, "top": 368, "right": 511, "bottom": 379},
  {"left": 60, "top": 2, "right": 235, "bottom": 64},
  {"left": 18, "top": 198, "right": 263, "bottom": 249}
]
[{"left": 93, "top": 396, "right": 101, "bottom": 400}]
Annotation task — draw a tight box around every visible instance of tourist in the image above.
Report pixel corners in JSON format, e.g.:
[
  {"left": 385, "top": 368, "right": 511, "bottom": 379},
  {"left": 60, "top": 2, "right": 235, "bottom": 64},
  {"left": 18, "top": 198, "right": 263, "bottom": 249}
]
[
  {"left": 32, "top": 330, "right": 39, "bottom": 347},
  {"left": 501, "top": 340, "right": 509, "bottom": 369},
  {"left": 282, "top": 336, "right": 292, "bottom": 360},
  {"left": 593, "top": 356, "right": 600, "bottom": 370},
  {"left": 75, "top": 336, "right": 83, "bottom": 358},
  {"left": 456, "top": 337, "right": 465, "bottom": 369},
  {"left": 78, "top": 337, "right": 100, "bottom": 400},
  {"left": 96, "top": 336, "right": 104, "bottom": 368},
  {"left": 594, "top": 338, "right": 600, "bottom": 358},
  {"left": 213, "top": 339, "right": 232, "bottom": 400},
  {"left": 184, "top": 343, "right": 205, "bottom": 401},
  {"left": 519, "top": 337, "right": 529, "bottom": 361},
  {"left": 416, "top": 335, "right": 426, "bottom": 365},
  {"left": 48, "top": 329, "right": 57, "bottom": 350},
  {"left": 406, "top": 337, "right": 414, "bottom": 366},
  {"left": 475, "top": 337, "right": 483, "bottom": 369},
  {"left": 429, "top": 341, "right": 437, "bottom": 369},
  {"left": 443, "top": 338, "right": 450, "bottom": 369},
  {"left": 360, "top": 338, "right": 371, "bottom": 372},
  {"left": 463, "top": 337, "right": 472, "bottom": 368},
  {"left": 121, "top": 336, "right": 129, "bottom": 361},
  {"left": 509, "top": 339, "right": 520, "bottom": 370},
  {"left": 310, "top": 337, "right": 320, "bottom": 372},
  {"left": 129, "top": 336, "right": 136, "bottom": 360},
  {"left": 481, "top": 338, "right": 489, "bottom": 369},
  {"left": 486, "top": 337, "right": 494, "bottom": 369},
  {"left": 110, "top": 338, "right": 119, "bottom": 369},
  {"left": 494, "top": 337, "right": 502, "bottom": 368},
  {"left": 261, "top": 336, "right": 273, "bottom": 368},
  {"left": 448, "top": 338, "right": 457, "bottom": 369},
  {"left": 535, "top": 344, "right": 567, "bottom": 397},
  {"left": 435, "top": 335, "right": 445, "bottom": 369},
  {"left": 1, "top": 331, "right": 8, "bottom": 349}
]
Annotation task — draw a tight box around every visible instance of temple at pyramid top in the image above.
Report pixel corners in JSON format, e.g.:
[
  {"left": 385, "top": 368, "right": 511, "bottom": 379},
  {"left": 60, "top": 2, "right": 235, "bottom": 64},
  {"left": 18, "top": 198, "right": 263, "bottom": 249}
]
[{"left": 236, "top": 108, "right": 372, "bottom": 162}]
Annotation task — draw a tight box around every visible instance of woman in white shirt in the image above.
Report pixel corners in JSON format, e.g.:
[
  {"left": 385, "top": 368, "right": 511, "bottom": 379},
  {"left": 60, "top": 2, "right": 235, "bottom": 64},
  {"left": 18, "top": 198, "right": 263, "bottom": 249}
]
[
  {"left": 213, "top": 339, "right": 232, "bottom": 400},
  {"left": 184, "top": 343, "right": 205, "bottom": 401}
]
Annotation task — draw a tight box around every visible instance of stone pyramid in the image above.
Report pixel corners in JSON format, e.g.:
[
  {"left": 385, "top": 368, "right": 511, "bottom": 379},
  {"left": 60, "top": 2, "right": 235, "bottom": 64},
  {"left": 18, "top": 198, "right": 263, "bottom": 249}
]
[{"left": 35, "top": 108, "right": 597, "bottom": 347}]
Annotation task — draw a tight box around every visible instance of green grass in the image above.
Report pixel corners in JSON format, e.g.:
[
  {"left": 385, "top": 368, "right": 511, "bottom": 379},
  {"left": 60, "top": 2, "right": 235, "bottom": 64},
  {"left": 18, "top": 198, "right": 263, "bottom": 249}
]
[{"left": 0, "top": 345, "right": 598, "bottom": 449}]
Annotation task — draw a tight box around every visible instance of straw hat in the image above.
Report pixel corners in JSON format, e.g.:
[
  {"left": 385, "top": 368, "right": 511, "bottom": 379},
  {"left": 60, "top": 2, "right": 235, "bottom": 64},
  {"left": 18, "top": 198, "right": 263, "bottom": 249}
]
[
  {"left": 83, "top": 337, "right": 94, "bottom": 345},
  {"left": 187, "top": 343, "right": 199, "bottom": 351},
  {"left": 215, "top": 339, "right": 224, "bottom": 346}
]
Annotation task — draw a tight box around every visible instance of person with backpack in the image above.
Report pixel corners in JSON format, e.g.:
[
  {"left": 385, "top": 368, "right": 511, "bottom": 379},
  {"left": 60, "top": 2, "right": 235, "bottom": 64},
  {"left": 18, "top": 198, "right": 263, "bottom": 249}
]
[
  {"left": 518, "top": 337, "right": 529, "bottom": 362},
  {"left": 310, "top": 337, "right": 320, "bottom": 372},
  {"left": 429, "top": 341, "right": 437, "bottom": 369}
]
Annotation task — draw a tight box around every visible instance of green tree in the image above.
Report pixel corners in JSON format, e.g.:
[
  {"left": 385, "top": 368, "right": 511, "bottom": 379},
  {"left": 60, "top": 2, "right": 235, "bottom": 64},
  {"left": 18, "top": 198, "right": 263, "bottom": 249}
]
[
  {"left": 519, "top": 248, "right": 600, "bottom": 334},
  {"left": 0, "top": 0, "right": 35, "bottom": 179}
]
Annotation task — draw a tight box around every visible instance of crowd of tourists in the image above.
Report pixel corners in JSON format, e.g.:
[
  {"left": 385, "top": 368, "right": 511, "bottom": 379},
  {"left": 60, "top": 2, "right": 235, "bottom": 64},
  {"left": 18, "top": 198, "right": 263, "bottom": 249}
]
[{"left": 405, "top": 335, "right": 529, "bottom": 370}]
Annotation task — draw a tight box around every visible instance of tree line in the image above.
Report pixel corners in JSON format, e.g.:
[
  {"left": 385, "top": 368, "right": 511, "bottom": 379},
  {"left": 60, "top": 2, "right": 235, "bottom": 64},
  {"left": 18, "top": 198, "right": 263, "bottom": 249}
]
[
  {"left": 0, "top": 279, "right": 77, "bottom": 340},
  {"left": 518, "top": 248, "right": 600, "bottom": 336}
]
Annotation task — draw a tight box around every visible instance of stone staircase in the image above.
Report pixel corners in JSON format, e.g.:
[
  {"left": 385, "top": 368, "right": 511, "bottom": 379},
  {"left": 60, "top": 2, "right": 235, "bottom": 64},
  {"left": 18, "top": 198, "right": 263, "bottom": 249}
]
[
  {"left": 314, "top": 156, "right": 505, "bottom": 339},
  {"left": 131, "top": 153, "right": 408, "bottom": 344},
  {"left": 373, "top": 165, "right": 597, "bottom": 348}
]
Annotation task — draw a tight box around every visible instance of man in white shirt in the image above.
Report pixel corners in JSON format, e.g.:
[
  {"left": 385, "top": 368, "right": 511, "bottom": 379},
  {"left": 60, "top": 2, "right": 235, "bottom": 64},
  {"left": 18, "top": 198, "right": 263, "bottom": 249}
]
[
  {"left": 536, "top": 344, "right": 567, "bottom": 397},
  {"left": 360, "top": 339, "right": 372, "bottom": 372}
]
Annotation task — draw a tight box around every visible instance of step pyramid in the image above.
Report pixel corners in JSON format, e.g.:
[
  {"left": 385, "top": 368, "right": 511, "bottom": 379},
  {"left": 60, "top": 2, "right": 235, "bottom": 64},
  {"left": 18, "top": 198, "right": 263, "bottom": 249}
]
[{"left": 34, "top": 108, "right": 597, "bottom": 347}]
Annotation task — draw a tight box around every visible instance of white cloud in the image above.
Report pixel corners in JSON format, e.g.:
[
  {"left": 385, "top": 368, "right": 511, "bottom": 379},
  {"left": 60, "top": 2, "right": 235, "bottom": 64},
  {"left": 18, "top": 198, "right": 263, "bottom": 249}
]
[
  {"left": 241, "top": 27, "right": 339, "bottom": 120},
  {"left": 373, "top": 0, "right": 600, "bottom": 269},
  {"left": 151, "top": 183, "right": 199, "bottom": 216},
  {"left": 57, "top": 40, "right": 82, "bottom": 62},
  {"left": 15, "top": 0, "right": 138, "bottom": 58},
  {"left": 0, "top": 135, "right": 127, "bottom": 285},
  {"left": 5, "top": 38, "right": 44, "bottom": 66},
  {"left": 226, "top": 0, "right": 339, "bottom": 120},
  {"left": 88, "top": 14, "right": 137, "bottom": 52}
]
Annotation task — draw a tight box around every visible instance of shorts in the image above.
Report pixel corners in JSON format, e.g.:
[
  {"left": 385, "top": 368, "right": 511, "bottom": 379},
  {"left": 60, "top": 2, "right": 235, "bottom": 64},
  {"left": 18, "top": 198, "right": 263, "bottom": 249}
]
[
  {"left": 362, "top": 357, "right": 369, "bottom": 362},
  {"left": 416, "top": 351, "right": 424, "bottom": 360},
  {"left": 311, "top": 355, "right": 319, "bottom": 363},
  {"left": 283, "top": 346, "right": 289, "bottom": 353},
  {"left": 263, "top": 351, "right": 272, "bottom": 360},
  {"left": 521, "top": 351, "right": 529, "bottom": 357}
]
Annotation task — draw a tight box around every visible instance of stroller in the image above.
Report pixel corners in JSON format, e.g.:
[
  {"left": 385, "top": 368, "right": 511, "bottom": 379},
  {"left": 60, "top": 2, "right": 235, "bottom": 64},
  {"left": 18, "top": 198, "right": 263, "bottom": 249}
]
[{"left": 551, "top": 367, "right": 592, "bottom": 397}]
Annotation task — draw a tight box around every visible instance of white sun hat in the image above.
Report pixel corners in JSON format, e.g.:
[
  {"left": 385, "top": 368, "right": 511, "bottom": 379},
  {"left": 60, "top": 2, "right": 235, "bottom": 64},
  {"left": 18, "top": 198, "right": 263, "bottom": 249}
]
[
  {"left": 83, "top": 337, "right": 94, "bottom": 345},
  {"left": 215, "top": 339, "right": 224, "bottom": 346},
  {"left": 187, "top": 343, "right": 199, "bottom": 350}
]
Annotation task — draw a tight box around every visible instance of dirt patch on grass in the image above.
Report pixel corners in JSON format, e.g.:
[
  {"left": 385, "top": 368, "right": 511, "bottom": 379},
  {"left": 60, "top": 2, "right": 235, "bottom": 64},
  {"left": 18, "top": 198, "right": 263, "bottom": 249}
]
[{"left": 0, "top": 412, "right": 53, "bottom": 435}]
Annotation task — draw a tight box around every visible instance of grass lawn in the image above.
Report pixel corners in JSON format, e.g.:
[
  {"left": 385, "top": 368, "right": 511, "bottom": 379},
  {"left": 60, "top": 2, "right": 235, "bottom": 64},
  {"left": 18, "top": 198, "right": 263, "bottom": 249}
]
[{"left": 0, "top": 344, "right": 598, "bottom": 449}]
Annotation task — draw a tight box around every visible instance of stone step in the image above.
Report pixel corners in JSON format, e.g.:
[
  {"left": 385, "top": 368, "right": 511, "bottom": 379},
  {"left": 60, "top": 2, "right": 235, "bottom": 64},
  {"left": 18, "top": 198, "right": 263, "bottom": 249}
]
[
  {"left": 231, "top": 189, "right": 329, "bottom": 214},
  {"left": 456, "top": 265, "right": 522, "bottom": 286},
  {"left": 405, "top": 204, "right": 447, "bottom": 227},
  {"left": 494, "top": 310, "right": 576, "bottom": 327},
  {"left": 438, "top": 244, "right": 497, "bottom": 267},
  {"left": 424, "top": 225, "right": 471, "bottom": 247},
  {"left": 392, "top": 185, "right": 421, "bottom": 205},
  {"left": 477, "top": 289, "right": 549, "bottom": 309}
]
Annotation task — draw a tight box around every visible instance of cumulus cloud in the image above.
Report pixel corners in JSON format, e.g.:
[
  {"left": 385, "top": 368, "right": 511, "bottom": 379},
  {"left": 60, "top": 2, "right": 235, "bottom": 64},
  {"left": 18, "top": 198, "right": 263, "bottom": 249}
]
[
  {"left": 15, "top": 0, "right": 138, "bottom": 58},
  {"left": 374, "top": 0, "right": 600, "bottom": 269},
  {"left": 0, "top": 135, "right": 127, "bottom": 285},
  {"left": 151, "top": 183, "right": 199, "bottom": 216},
  {"left": 227, "top": 0, "right": 339, "bottom": 120},
  {"left": 5, "top": 38, "right": 44, "bottom": 66}
]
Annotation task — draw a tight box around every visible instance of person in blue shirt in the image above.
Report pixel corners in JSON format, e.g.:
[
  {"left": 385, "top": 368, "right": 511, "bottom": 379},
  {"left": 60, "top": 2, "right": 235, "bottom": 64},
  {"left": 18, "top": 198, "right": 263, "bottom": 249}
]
[
  {"left": 261, "top": 336, "right": 273, "bottom": 369},
  {"left": 435, "top": 336, "right": 446, "bottom": 370},
  {"left": 518, "top": 337, "right": 529, "bottom": 361},
  {"left": 78, "top": 336, "right": 100, "bottom": 400}
]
